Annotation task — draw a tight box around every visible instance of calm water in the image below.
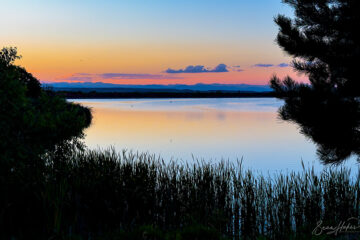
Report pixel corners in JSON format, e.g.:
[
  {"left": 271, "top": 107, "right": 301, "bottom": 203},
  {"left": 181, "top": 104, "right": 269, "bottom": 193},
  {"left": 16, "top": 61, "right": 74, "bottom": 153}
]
[{"left": 70, "top": 98, "right": 358, "bottom": 173}]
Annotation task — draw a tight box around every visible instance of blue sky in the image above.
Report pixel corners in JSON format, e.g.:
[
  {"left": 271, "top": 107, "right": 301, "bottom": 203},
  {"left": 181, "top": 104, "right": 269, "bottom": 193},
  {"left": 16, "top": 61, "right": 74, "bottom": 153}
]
[{"left": 0, "top": 0, "right": 300, "bottom": 85}]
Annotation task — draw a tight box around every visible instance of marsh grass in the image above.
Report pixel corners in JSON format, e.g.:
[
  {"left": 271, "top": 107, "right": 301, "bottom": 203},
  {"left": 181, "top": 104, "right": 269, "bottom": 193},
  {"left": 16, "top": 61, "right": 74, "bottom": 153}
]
[{"left": 1, "top": 147, "right": 360, "bottom": 239}]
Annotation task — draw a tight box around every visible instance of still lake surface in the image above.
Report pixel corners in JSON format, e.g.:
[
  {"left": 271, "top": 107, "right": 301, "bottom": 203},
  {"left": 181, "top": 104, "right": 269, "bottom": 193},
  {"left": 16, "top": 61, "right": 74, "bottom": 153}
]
[{"left": 70, "top": 98, "right": 358, "bottom": 174}]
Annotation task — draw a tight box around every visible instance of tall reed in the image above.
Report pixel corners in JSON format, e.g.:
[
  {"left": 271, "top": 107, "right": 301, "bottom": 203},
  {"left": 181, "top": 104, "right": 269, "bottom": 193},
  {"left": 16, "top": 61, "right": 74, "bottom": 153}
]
[{"left": 1, "top": 147, "right": 359, "bottom": 239}]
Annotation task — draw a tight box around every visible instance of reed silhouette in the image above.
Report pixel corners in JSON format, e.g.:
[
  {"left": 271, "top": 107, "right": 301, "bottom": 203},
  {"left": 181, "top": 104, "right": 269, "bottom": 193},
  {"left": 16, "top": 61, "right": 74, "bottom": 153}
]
[{"left": 2, "top": 0, "right": 360, "bottom": 237}]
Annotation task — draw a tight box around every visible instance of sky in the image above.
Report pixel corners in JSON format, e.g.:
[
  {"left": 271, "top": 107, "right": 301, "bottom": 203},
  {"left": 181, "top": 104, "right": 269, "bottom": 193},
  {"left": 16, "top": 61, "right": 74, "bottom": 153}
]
[{"left": 1, "top": 0, "right": 307, "bottom": 85}]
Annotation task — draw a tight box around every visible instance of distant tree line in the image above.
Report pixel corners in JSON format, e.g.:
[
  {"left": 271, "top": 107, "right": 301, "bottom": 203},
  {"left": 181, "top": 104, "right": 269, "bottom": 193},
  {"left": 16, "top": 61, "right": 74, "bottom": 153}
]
[{"left": 57, "top": 90, "right": 275, "bottom": 99}]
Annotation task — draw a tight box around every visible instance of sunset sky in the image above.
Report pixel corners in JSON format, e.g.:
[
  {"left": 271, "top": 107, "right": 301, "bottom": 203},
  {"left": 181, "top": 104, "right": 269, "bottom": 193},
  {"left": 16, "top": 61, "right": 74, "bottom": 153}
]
[{"left": 1, "top": 0, "right": 307, "bottom": 85}]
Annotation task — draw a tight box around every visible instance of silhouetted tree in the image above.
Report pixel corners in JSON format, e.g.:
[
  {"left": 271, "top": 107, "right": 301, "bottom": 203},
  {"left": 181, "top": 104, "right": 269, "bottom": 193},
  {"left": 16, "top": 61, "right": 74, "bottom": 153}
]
[
  {"left": 0, "top": 46, "right": 92, "bottom": 170},
  {"left": 0, "top": 47, "right": 92, "bottom": 238},
  {"left": 270, "top": 1, "right": 360, "bottom": 164},
  {"left": 271, "top": 0, "right": 360, "bottom": 95}
]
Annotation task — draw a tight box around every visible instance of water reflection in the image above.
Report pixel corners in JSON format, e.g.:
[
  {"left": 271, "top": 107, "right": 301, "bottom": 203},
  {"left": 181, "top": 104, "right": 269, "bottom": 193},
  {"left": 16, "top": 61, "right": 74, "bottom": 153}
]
[
  {"left": 277, "top": 91, "right": 360, "bottom": 164},
  {"left": 70, "top": 98, "right": 330, "bottom": 173}
]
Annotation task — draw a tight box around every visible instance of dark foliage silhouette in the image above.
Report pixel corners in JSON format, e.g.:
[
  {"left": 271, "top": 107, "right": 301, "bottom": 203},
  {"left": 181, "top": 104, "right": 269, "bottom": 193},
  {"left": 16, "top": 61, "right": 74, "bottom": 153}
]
[
  {"left": 271, "top": 0, "right": 360, "bottom": 164},
  {"left": 0, "top": 47, "right": 92, "bottom": 238},
  {"left": 271, "top": 83, "right": 360, "bottom": 163},
  {"left": 0, "top": 47, "right": 92, "bottom": 161},
  {"left": 273, "top": 0, "right": 360, "bottom": 94},
  {"left": 1, "top": 47, "right": 360, "bottom": 239}
]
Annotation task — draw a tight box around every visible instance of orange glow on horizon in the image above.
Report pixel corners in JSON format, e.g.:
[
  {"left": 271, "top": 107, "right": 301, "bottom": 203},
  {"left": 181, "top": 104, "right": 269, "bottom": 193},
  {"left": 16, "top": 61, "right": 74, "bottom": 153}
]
[
  {"left": 8, "top": 41, "right": 307, "bottom": 86},
  {"left": 40, "top": 68, "right": 307, "bottom": 86}
]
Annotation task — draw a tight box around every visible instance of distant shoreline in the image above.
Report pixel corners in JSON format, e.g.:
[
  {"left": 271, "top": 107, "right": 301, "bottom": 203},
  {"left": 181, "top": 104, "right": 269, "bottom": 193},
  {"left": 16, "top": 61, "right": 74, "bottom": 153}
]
[{"left": 57, "top": 91, "right": 275, "bottom": 99}]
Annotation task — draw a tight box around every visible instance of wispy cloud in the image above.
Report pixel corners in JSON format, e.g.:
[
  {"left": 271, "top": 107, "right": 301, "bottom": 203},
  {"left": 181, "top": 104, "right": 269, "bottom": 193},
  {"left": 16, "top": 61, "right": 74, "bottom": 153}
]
[
  {"left": 253, "top": 64, "right": 274, "bottom": 67},
  {"left": 277, "top": 63, "right": 290, "bottom": 67},
  {"left": 59, "top": 72, "right": 183, "bottom": 81},
  {"left": 63, "top": 76, "right": 94, "bottom": 81},
  {"left": 166, "top": 64, "right": 229, "bottom": 73},
  {"left": 231, "top": 65, "right": 244, "bottom": 72},
  {"left": 99, "top": 73, "right": 176, "bottom": 79},
  {"left": 252, "top": 63, "right": 290, "bottom": 68}
]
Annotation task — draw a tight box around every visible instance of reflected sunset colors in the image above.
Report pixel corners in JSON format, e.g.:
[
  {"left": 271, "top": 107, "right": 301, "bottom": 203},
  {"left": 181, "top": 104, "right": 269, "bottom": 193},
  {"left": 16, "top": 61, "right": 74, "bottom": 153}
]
[{"left": 68, "top": 98, "right": 348, "bottom": 173}]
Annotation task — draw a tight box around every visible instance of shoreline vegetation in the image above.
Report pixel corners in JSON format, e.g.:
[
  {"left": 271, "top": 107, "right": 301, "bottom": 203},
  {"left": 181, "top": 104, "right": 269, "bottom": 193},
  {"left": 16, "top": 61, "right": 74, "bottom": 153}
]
[
  {"left": 5, "top": 147, "right": 360, "bottom": 239},
  {"left": 54, "top": 90, "right": 275, "bottom": 99},
  {"left": 2, "top": 0, "right": 360, "bottom": 236},
  {"left": 2, "top": 46, "right": 359, "bottom": 238}
]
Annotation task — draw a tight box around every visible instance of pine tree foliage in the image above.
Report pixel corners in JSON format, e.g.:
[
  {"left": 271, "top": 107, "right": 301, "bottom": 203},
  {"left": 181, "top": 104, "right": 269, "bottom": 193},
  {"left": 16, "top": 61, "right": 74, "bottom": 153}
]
[{"left": 271, "top": 0, "right": 360, "bottom": 95}]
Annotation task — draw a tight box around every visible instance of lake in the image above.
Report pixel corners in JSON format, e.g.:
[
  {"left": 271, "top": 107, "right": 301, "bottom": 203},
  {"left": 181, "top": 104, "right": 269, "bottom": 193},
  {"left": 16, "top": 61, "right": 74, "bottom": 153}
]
[{"left": 70, "top": 98, "right": 358, "bottom": 174}]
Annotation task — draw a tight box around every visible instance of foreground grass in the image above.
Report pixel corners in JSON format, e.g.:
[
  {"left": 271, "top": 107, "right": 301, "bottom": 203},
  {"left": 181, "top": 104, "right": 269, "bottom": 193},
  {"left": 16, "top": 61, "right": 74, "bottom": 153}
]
[{"left": 1, "top": 147, "right": 360, "bottom": 240}]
